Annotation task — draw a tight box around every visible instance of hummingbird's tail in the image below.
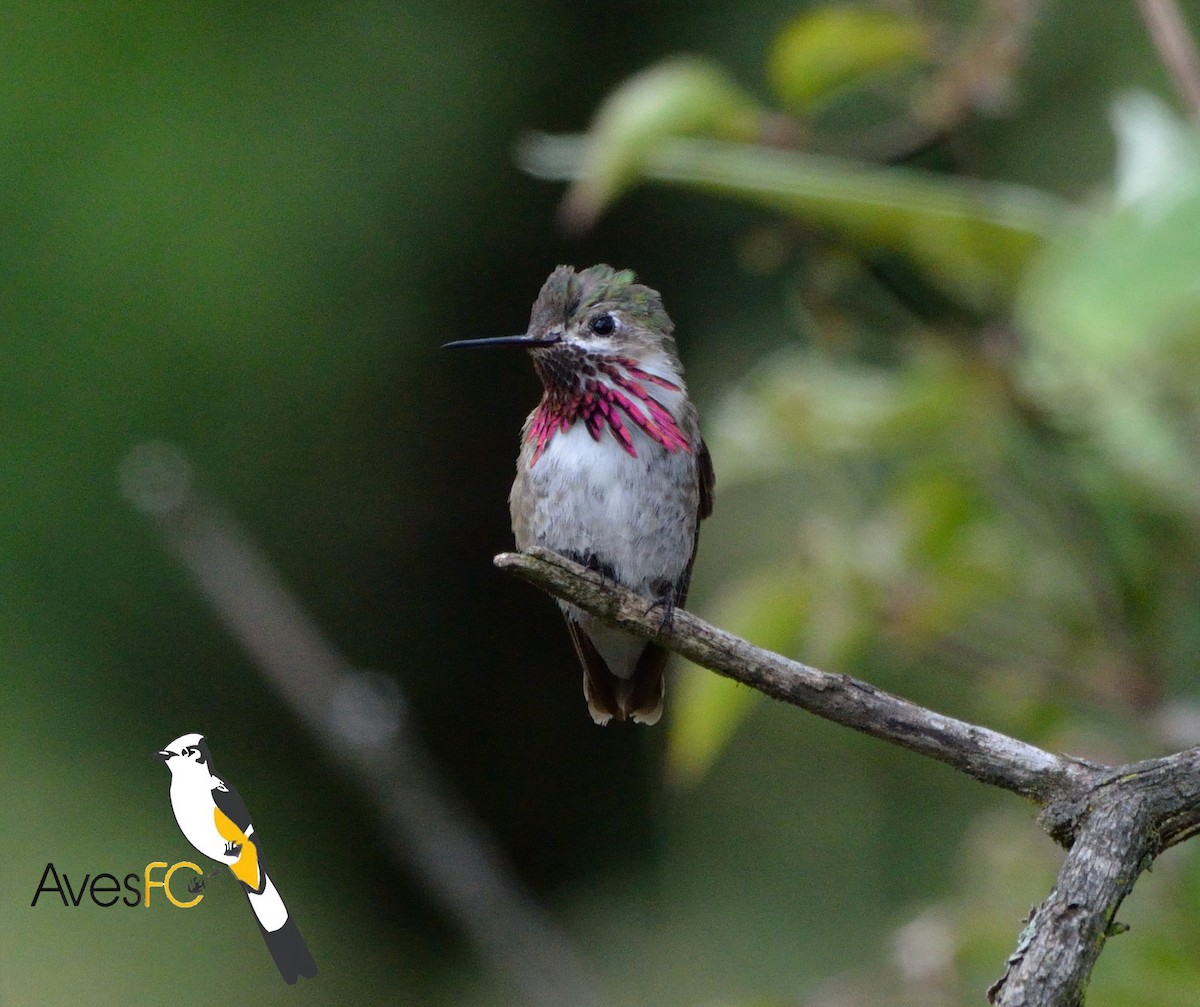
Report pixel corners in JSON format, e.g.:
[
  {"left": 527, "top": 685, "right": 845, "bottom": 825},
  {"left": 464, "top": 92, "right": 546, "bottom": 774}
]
[{"left": 567, "top": 619, "right": 666, "bottom": 725}]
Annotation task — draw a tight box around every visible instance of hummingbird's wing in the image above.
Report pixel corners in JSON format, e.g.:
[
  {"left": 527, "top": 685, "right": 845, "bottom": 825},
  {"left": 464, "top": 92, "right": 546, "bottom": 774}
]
[
  {"left": 697, "top": 436, "right": 715, "bottom": 522},
  {"left": 672, "top": 436, "right": 716, "bottom": 610}
]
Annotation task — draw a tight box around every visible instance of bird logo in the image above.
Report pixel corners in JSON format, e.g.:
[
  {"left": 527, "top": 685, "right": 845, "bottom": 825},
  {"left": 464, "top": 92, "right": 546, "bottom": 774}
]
[{"left": 155, "top": 733, "right": 317, "bottom": 983}]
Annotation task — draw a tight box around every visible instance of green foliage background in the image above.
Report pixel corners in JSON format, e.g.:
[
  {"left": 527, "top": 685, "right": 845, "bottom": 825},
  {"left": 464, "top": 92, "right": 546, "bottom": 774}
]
[{"left": 4, "top": 1, "right": 1200, "bottom": 1005}]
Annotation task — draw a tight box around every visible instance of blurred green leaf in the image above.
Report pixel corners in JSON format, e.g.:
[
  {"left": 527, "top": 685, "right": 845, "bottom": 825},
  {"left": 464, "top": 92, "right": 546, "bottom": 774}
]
[
  {"left": 667, "top": 664, "right": 760, "bottom": 788},
  {"left": 712, "top": 347, "right": 1015, "bottom": 484},
  {"left": 668, "top": 570, "right": 812, "bottom": 785},
  {"left": 767, "top": 6, "right": 930, "bottom": 113},
  {"left": 1019, "top": 93, "right": 1200, "bottom": 516},
  {"left": 531, "top": 56, "right": 769, "bottom": 232},
  {"left": 523, "top": 134, "right": 1067, "bottom": 309},
  {"left": 700, "top": 343, "right": 1159, "bottom": 727}
]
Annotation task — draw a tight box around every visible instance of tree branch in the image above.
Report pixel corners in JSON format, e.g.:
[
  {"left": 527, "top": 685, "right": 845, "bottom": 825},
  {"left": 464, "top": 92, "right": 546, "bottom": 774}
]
[
  {"left": 495, "top": 546, "right": 1200, "bottom": 1007},
  {"left": 990, "top": 747, "right": 1200, "bottom": 1004},
  {"left": 495, "top": 548, "right": 1095, "bottom": 805},
  {"left": 1135, "top": 0, "right": 1200, "bottom": 124}
]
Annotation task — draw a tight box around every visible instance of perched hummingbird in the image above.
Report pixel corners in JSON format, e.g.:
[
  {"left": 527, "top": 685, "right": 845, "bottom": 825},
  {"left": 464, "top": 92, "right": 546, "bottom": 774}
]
[{"left": 446, "top": 264, "right": 714, "bottom": 725}]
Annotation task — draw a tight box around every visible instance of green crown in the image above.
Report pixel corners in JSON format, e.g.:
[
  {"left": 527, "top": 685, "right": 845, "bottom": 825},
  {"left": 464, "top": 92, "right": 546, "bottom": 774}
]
[{"left": 532, "top": 264, "right": 673, "bottom": 334}]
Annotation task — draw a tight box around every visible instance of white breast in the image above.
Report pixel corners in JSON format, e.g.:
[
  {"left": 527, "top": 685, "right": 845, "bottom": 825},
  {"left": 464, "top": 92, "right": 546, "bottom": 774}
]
[{"left": 514, "top": 418, "right": 698, "bottom": 596}]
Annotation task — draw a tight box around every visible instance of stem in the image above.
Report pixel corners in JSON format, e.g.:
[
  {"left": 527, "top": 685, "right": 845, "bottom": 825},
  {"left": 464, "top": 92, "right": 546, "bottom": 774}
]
[{"left": 496, "top": 545, "right": 1200, "bottom": 1007}]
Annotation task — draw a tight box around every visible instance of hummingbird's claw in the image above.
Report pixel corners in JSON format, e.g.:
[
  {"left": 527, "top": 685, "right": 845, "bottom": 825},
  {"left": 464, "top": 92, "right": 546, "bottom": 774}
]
[
  {"left": 644, "top": 584, "right": 679, "bottom": 635},
  {"left": 574, "top": 551, "right": 617, "bottom": 585}
]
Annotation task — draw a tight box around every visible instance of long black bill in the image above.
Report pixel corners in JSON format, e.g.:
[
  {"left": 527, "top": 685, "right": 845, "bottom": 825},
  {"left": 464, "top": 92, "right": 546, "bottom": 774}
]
[{"left": 442, "top": 333, "right": 561, "bottom": 350}]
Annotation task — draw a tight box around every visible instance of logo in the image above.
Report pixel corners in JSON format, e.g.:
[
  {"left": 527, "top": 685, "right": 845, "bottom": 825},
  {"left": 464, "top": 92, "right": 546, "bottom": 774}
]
[
  {"left": 29, "top": 860, "right": 205, "bottom": 908},
  {"left": 155, "top": 733, "right": 317, "bottom": 984}
]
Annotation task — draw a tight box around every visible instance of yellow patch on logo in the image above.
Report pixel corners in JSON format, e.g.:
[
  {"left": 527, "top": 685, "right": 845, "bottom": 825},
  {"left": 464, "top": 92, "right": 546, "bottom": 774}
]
[{"left": 213, "top": 807, "right": 261, "bottom": 889}]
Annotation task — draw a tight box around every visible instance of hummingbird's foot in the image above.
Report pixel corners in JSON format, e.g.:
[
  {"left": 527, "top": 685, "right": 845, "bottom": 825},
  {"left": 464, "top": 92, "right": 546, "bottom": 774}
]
[
  {"left": 644, "top": 583, "right": 678, "bottom": 635},
  {"left": 571, "top": 550, "right": 617, "bottom": 586},
  {"left": 223, "top": 841, "right": 242, "bottom": 858}
]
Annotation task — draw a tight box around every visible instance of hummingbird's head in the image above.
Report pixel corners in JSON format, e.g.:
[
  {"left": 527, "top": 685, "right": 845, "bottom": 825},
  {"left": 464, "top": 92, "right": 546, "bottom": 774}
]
[
  {"left": 527, "top": 263, "right": 676, "bottom": 361},
  {"left": 445, "top": 265, "right": 695, "bottom": 459},
  {"left": 444, "top": 264, "right": 685, "bottom": 393}
]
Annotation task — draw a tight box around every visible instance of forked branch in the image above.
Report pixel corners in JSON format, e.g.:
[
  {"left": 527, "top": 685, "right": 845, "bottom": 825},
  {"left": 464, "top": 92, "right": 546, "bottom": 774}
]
[{"left": 496, "top": 546, "right": 1200, "bottom": 1007}]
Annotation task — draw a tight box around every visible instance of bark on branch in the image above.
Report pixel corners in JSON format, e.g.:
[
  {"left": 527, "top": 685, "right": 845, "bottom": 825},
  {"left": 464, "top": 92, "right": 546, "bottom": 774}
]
[{"left": 495, "top": 547, "right": 1200, "bottom": 1007}]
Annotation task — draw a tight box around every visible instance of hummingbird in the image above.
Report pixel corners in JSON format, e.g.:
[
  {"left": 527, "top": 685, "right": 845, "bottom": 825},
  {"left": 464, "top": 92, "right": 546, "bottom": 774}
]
[{"left": 446, "top": 264, "right": 714, "bottom": 725}]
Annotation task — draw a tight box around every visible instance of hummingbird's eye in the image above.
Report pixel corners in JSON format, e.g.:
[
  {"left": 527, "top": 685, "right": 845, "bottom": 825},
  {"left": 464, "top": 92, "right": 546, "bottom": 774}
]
[{"left": 589, "top": 313, "right": 617, "bottom": 336}]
